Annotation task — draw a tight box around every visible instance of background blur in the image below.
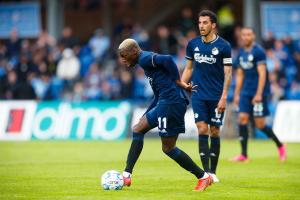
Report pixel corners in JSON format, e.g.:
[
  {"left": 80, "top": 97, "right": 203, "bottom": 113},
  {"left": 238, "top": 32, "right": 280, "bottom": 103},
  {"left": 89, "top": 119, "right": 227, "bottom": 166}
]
[{"left": 0, "top": 0, "right": 300, "bottom": 141}]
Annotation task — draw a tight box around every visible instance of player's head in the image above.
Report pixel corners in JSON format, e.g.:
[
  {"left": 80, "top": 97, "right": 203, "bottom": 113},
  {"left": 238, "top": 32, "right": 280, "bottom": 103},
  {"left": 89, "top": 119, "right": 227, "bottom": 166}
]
[
  {"left": 118, "top": 38, "right": 141, "bottom": 68},
  {"left": 198, "top": 10, "right": 217, "bottom": 37},
  {"left": 241, "top": 27, "right": 255, "bottom": 48}
]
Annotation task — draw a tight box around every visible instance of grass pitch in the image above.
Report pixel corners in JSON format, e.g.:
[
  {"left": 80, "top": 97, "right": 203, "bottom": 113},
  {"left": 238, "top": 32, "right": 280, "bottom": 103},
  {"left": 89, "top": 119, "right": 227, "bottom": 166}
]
[{"left": 0, "top": 139, "right": 300, "bottom": 200}]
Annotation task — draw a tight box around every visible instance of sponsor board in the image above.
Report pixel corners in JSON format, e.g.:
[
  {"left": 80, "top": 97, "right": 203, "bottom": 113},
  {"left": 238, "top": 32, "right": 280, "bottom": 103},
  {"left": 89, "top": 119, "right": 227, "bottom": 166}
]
[
  {"left": 0, "top": 101, "right": 36, "bottom": 141},
  {"left": 0, "top": 101, "right": 131, "bottom": 141},
  {"left": 273, "top": 101, "right": 300, "bottom": 142}
]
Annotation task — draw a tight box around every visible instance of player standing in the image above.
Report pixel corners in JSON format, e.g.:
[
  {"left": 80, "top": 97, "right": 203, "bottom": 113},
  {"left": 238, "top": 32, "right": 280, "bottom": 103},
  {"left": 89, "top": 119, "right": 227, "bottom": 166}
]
[
  {"left": 181, "top": 10, "right": 232, "bottom": 182},
  {"left": 231, "top": 27, "right": 286, "bottom": 162},
  {"left": 118, "top": 38, "right": 213, "bottom": 191}
]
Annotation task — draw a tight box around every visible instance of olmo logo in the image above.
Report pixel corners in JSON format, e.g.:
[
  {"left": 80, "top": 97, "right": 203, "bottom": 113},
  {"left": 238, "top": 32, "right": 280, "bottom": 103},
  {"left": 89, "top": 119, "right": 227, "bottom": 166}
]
[{"left": 32, "top": 102, "right": 131, "bottom": 140}]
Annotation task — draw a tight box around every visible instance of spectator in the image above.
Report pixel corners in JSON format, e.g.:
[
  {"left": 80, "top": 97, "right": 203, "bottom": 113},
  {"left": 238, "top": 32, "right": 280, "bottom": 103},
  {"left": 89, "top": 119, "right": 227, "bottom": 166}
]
[
  {"left": 58, "top": 27, "right": 80, "bottom": 49},
  {"left": 5, "top": 28, "right": 22, "bottom": 60},
  {"left": 88, "top": 28, "right": 110, "bottom": 63},
  {"left": 56, "top": 48, "right": 80, "bottom": 81},
  {"left": 155, "top": 25, "right": 178, "bottom": 55},
  {"left": 83, "top": 62, "right": 103, "bottom": 100}
]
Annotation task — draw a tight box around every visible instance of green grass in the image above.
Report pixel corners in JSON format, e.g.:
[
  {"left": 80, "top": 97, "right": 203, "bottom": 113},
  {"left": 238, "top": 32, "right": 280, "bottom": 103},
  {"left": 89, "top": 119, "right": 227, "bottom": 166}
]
[{"left": 0, "top": 140, "right": 300, "bottom": 200}]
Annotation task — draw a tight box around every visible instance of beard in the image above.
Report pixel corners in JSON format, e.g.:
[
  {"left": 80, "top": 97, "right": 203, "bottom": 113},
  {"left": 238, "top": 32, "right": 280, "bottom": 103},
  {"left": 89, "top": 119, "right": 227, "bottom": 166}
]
[{"left": 200, "top": 29, "right": 212, "bottom": 37}]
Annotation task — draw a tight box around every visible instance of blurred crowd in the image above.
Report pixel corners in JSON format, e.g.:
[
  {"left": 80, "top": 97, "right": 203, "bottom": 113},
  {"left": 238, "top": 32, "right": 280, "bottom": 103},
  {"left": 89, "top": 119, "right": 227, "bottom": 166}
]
[{"left": 0, "top": 7, "right": 300, "bottom": 104}]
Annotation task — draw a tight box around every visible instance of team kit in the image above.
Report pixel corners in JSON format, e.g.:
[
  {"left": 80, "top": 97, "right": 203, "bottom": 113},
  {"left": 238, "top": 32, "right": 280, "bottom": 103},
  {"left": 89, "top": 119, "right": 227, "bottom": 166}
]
[{"left": 101, "top": 10, "right": 287, "bottom": 191}]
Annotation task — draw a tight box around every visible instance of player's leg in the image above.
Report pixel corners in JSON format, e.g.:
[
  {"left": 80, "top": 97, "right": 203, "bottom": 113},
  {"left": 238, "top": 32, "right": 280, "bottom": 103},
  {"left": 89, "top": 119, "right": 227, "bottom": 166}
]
[
  {"left": 253, "top": 98, "right": 286, "bottom": 161},
  {"left": 207, "top": 100, "right": 224, "bottom": 182},
  {"left": 209, "top": 126, "right": 220, "bottom": 181},
  {"left": 161, "top": 136, "right": 212, "bottom": 191},
  {"left": 192, "top": 100, "right": 210, "bottom": 172},
  {"left": 232, "top": 95, "right": 252, "bottom": 161},
  {"left": 161, "top": 136, "right": 205, "bottom": 179},
  {"left": 123, "top": 108, "right": 157, "bottom": 186},
  {"left": 159, "top": 102, "right": 212, "bottom": 190}
]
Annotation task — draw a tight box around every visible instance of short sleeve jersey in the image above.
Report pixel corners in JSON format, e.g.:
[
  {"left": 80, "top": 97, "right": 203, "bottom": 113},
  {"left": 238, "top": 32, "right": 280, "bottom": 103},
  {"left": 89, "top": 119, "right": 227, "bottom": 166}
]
[
  {"left": 235, "top": 44, "right": 270, "bottom": 97},
  {"left": 186, "top": 35, "right": 232, "bottom": 100},
  {"left": 138, "top": 51, "right": 186, "bottom": 104}
]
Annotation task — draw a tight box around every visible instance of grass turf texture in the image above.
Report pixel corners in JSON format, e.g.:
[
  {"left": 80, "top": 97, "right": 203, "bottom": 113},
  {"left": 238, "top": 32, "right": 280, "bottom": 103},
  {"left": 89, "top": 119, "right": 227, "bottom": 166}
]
[{"left": 0, "top": 140, "right": 299, "bottom": 200}]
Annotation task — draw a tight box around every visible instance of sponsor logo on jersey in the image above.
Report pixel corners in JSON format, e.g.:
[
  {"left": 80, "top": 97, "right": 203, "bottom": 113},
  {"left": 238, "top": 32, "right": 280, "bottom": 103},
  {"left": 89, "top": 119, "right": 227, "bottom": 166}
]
[
  {"left": 239, "top": 56, "right": 254, "bottom": 69},
  {"left": 194, "top": 53, "right": 216, "bottom": 64}
]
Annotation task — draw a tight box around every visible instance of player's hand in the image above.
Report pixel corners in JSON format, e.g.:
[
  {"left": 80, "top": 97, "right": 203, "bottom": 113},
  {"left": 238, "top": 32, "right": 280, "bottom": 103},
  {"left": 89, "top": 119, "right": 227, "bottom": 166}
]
[
  {"left": 252, "top": 94, "right": 262, "bottom": 104},
  {"left": 176, "top": 80, "right": 198, "bottom": 92},
  {"left": 217, "top": 98, "right": 227, "bottom": 113}
]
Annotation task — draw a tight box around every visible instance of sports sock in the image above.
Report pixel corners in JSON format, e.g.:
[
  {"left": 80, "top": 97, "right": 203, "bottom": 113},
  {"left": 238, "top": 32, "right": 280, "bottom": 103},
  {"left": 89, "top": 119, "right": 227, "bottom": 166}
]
[
  {"left": 198, "top": 135, "right": 210, "bottom": 172},
  {"left": 210, "top": 136, "right": 220, "bottom": 174},
  {"left": 239, "top": 125, "right": 248, "bottom": 157},
  {"left": 165, "top": 147, "right": 205, "bottom": 179},
  {"left": 260, "top": 126, "right": 282, "bottom": 147},
  {"left": 124, "top": 132, "right": 144, "bottom": 174}
]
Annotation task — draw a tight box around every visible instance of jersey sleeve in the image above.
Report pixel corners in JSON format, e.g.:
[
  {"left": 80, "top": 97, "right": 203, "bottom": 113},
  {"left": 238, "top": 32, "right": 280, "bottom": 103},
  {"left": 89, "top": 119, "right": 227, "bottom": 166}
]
[
  {"left": 232, "top": 50, "right": 241, "bottom": 69},
  {"left": 185, "top": 41, "right": 194, "bottom": 60},
  {"left": 256, "top": 48, "right": 266, "bottom": 65},
  {"left": 152, "top": 54, "right": 180, "bottom": 80},
  {"left": 222, "top": 43, "right": 232, "bottom": 66}
]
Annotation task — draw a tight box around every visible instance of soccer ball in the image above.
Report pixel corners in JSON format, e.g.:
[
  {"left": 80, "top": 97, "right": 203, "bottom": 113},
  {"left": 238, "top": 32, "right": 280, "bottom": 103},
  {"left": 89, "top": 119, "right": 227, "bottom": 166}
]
[{"left": 101, "top": 170, "right": 124, "bottom": 190}]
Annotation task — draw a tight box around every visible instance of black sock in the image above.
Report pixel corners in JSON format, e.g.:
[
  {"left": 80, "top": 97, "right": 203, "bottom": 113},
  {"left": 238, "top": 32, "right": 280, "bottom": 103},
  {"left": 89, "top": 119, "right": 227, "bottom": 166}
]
[
  {"left": 198, "top": 135, "right": 210, "bottom": 172},
  {"left": 210, "top": 136, "right": 220, "bottom": 174},
  {"left": 260, "top": 126, "right": 282, "bottom": 147},
  {"left": 239, "top": 125, "right": 248, "bottom": 157},
  {"left": 165, "top": 147, "right": 205, "bottom": 179},
  {"left": 124, "top": 132, "right": 144, "bottom": 174}
]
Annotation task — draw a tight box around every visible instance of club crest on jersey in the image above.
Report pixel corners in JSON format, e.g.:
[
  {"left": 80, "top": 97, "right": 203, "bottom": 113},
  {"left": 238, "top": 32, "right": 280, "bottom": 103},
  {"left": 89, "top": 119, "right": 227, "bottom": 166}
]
[
  {"left": 212, "top": 47, "right": 219, "bottom": 55},
  {"left": 248, "top": 54, "right": 254, "bottom": 61}
]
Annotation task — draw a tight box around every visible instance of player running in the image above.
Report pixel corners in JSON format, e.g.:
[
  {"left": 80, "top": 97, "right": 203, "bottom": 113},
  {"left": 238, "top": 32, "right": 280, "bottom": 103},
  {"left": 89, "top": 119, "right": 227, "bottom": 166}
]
[
  {"left": 181, "top": 10, "right": 232, "bottom": 183},
  {"left": 231, "top": 27, "right": 286, "bottom": 162},
  {"left": 118, "top": 38, "right": 212, "bottom": 191}
]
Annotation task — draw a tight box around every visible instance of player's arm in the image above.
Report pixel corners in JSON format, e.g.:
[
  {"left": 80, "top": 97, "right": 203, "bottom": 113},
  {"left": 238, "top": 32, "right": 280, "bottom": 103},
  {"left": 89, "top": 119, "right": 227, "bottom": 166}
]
[
  {"left": 181, "top": 59, "right": 193, "bottom": 83},
  {"left": 252, "top": 49, "right": 267, "bottom": 104},
  {"left": 217, "top": 44, "right": 233, "bottom": 113},
  {"left": 152, "top": 54, "right": 196, "bottom": 92},
  {"left": 252, "top": 63, "right": 266, "bottom": 103},
  {"left": 233, "top": 68, "right": 244, "bottom": 106},
  {"left": 218, "top": 65, "right": 232, "bottom": 113}
]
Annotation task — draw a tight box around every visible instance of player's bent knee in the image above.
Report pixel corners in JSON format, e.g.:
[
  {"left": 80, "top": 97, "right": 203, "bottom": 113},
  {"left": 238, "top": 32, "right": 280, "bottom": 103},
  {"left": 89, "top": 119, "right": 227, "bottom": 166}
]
[
  {"left": 162, "top": 144, "right": 174, "bottom": 154},
  {"left": 133, "top": 117, "right": 149, "bottom": 133},
  {"left": 238, "top": 114, "right": 249, "bottom": 125},
  {"left": 210, "top": 126, "right": 220, "bottom": 137},
  {"left": 198, "top": 127, "right": 209, "bottom": 135}
]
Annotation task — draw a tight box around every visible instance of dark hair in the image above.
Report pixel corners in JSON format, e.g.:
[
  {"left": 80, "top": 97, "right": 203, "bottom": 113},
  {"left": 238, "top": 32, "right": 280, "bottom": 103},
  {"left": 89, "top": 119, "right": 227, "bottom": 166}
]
[
  {"left": 198, "top": 10, "right": 217, "bottom": 24},
  {"left": 242, "top": 26, "right": 256, "bottom": 34}
]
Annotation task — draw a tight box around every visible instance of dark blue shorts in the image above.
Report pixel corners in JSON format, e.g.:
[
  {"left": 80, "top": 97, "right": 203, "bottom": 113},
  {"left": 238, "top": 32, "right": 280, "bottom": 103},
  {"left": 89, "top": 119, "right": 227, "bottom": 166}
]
[
  {"left": 145, "top": 102, "right": 186, "bottom": 137},
  {"left": 239, "top": 95, "right": 270, "bottom": 117},
  {"left": 191, "top": 99, "right": 224, "bottom": 126}
]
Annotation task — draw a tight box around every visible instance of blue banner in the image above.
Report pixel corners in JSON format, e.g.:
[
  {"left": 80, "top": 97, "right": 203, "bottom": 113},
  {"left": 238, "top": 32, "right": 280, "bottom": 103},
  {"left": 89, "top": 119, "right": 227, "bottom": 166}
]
[
  {"left": 0, "top": 2, "right": 41, "bottom": 38},
  {"left": 261, "top": 2, "right": 300, "bottom": 39}
]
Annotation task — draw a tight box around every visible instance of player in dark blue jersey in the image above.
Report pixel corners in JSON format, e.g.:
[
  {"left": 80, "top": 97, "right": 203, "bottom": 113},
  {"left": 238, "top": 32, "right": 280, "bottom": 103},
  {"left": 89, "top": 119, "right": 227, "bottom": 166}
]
[
  {"left": 232, "top": 27, "right": 286, "bottom": 162},
  {"left": 118, "top": 38, "right": 213, "bottom": 191},
  {"left": 181, "top": 10, "right": 232, "bottom": 183}
]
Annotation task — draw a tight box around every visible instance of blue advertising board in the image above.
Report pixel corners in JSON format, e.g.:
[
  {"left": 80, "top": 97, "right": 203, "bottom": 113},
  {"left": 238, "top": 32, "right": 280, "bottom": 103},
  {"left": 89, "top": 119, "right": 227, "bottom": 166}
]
[
  {"left": 0, "top": 2, "right": 41, "bottom": 38},
  {"left": 261, "top": 2, "right": 300, "bottom": 39}
]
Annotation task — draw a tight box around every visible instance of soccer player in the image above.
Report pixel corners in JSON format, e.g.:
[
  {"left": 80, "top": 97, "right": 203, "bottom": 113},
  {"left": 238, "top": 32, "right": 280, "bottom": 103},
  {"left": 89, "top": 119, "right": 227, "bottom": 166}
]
[
  {"left": 231, "top": 27, "right": 286, "bottom": 162},
  {"left": 118, "top": 38, "right": 213, "bottom": 191},
  {"left": 181, "top": 10, "right": 232, "bottom": 182}
]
